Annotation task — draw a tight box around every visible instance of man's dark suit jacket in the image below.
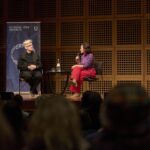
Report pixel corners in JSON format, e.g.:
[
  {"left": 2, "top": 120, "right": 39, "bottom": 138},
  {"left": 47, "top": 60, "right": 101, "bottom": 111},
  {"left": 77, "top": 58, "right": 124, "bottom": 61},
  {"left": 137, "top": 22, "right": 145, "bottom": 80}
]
[{"left": 18, "top": 51, "right": 42, "bottom": 72}]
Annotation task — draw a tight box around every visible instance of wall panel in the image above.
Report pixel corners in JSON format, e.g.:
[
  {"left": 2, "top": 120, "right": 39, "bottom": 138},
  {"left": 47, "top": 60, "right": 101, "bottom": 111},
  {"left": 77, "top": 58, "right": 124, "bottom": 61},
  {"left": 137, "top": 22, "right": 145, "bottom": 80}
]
[
  {"left": 88, "top": 21, "right": 112, "bottom": 45},
  {"left": 61, "top": 22, "right": 84, "bottom": 46},
  {"left": 147, "top": 50, "right": 150, "bottom": 75},
  {"left": 34, "top": 0, "right": 56, "bottom": 18},
  {"left": 117, "top": 49, "right": 142, "bottom": 75},
  {"left": 8, "top": 0, "right": 30, "bottom": 19},
  {"left": 89, "top": 0, "right": 112, "bottom": 16},
  {"left": 117, "top": 0, "right": 141, "bottom": 15},
  {"left": 0, "top": 1, "right": 3, "bottom": 19},
  {"left": 1, "top": 0, "right": 150, "bottom": 95},
  {"left": 117, "top": 19, "right": 141, "bottom": 44},
  {"left": 41, "top": 23, "right": 56, "bottom": 46},
  {"left": 147, "top": 19, "right": 150, "bottom": 44},
  {"left": 61, "top": 0, "right": 83, "bottom": 16},
  {"left": 147, "top": 0, "right": 150, "bottom": 14}
]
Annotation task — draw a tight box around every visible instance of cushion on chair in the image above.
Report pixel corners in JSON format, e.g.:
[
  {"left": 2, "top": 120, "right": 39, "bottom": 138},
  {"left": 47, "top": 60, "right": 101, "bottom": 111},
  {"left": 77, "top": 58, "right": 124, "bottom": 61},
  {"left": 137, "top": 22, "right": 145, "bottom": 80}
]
[{"left": 83, "top": 76, "right": 97, "bottom": 82}]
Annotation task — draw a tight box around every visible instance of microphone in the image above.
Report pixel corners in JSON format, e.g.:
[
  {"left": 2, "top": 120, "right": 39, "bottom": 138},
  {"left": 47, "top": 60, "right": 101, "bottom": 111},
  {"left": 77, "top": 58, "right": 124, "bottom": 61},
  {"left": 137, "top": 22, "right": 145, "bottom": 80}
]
[
  {"left": 75, "top": 53, "right": 81, "bottom": 64},
  {"left": 77, "top": 52, "right": 82, "bottom": 57}
]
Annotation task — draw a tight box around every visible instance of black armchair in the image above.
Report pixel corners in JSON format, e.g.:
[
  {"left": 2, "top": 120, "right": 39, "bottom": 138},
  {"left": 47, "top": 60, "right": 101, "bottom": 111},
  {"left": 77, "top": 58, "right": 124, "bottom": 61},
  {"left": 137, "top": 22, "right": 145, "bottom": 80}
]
[
  {"left": 18, "top": 69, "right": 43, "bottom": 95},
  {"left": 83, "top": 61, "right": 103, "bottom": 91}
]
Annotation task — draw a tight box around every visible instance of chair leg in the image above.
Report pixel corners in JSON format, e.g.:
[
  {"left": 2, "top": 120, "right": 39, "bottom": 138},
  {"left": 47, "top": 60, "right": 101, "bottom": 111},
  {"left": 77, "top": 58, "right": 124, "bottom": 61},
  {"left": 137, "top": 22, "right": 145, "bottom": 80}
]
[
  {"left": 19, "top": 79, "right": 20, "bottom": 95},
  {"left": 88, "top": 82, "right": 92, "bottom": 91},
  {"left": 83, "top": 81, "right": 89, "bottom": 92},
  {"left": 87, "top": 82, "right": 90, "bottom": 91}
]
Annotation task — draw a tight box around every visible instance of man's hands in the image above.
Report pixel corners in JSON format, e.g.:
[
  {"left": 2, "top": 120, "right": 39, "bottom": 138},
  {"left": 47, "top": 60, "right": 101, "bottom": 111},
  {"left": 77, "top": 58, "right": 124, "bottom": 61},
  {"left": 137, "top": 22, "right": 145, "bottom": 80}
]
[{"left": 28, "top": 64, "right": 37, "bottom": 71}]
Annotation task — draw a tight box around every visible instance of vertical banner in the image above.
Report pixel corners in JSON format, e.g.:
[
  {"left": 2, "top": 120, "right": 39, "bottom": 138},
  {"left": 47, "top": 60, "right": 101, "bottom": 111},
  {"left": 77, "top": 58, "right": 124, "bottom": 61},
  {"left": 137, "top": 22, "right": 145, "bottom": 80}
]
[{"left": 6, "top": 22, "right": 41, "bottom": 92}]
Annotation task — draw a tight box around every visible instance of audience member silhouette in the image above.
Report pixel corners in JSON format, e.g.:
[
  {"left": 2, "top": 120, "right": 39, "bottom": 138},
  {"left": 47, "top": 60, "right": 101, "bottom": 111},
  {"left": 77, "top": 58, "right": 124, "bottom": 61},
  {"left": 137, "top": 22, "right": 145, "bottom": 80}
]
[
  {"left": 2, "top": 100, "right": 25, "bottom": 149},
  {"left": 88, "top": 83, "right": 150, "bottom": 150},
  {"left": 0, "top": 100, "right": 16, "bottom": 150},
  {"left": 80, "top": 91, "right": 103, "bottom": 135},
  {"left": 26, "top": 95, "right": 88, "bottom": 150},
  {"left": 12, "top": 94, "right": 30, "bottom": 118}
]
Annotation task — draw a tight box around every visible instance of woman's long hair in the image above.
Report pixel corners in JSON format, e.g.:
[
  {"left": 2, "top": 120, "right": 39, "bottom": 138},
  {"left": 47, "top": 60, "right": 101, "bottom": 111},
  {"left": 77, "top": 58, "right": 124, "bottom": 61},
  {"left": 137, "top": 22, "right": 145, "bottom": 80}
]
[
  {"left": 81, "top": 42, "right": 92, "bottom": 54},
  {"left": 27, "top": 95, "right": 88, "bottom": 150}
]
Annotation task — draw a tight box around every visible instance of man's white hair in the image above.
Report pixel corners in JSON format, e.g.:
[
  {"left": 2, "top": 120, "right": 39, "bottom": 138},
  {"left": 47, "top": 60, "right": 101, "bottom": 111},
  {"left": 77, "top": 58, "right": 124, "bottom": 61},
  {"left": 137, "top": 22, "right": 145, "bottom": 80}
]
[{"left": 23, "top": 39, "right": 32, "bottom": 47}]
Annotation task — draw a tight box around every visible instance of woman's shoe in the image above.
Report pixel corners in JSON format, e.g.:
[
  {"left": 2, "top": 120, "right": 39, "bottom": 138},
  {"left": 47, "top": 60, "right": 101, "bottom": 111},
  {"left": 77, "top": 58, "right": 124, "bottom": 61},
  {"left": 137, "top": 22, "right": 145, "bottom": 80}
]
[
  {"left": 72, "top": 79, "right": 78, "bottom": 87},
  {"left": 72, "top": 93, "right": 80, "bottom": 97},
  {"left": 66, "top": 93, "right": 80, "bottom": 101},
  {"left": 68, "top": 79, "right": 78, "bottom": 87}
]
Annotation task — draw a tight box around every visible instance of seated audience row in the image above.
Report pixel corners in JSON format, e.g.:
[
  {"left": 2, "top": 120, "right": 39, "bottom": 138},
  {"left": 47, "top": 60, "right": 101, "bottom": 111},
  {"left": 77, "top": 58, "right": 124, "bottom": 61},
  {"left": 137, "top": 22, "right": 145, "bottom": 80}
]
[{"left": 0, "top": 83, "right": 150, "bottom": 150}]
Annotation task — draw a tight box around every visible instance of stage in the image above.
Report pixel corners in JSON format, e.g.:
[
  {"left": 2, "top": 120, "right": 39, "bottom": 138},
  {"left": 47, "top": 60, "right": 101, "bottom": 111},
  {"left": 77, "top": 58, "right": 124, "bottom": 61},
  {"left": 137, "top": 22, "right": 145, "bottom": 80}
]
[{"left": 19, "top": 93, "right": 81, "bottom": 112}]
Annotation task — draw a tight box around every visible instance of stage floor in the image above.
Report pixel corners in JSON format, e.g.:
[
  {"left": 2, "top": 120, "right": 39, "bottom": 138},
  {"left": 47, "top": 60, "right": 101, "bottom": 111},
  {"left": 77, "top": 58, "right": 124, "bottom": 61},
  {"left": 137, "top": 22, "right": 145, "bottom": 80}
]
[{"left": 17, "top": 93, "right": 81, "bottom": 112}]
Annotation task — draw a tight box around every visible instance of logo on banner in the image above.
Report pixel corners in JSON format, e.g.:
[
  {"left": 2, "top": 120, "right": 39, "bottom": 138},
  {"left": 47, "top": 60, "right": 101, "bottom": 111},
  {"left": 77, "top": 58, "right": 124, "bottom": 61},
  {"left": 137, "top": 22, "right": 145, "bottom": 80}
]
[
  {"left": 11, "top": 43, "right": 35, "bottom": 65},
  {"left": 10, "top": 43, "right": 23, "bottom": 65},
  {"left": 34, "top": 26, "right": 39, "bottom": 31}
]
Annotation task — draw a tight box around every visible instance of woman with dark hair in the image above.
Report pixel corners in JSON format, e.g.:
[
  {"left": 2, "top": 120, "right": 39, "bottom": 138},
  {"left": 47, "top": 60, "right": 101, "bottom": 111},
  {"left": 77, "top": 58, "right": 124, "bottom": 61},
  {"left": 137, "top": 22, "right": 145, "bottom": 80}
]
[
  {"left": 80, "top": 91, "right": 103, "bottom": 134},
  {"left": 69, "top": 42, "right": 96, "bottom": 99},
  {"left": 2, "top": 101, "right": 25, "bottom": 149}
]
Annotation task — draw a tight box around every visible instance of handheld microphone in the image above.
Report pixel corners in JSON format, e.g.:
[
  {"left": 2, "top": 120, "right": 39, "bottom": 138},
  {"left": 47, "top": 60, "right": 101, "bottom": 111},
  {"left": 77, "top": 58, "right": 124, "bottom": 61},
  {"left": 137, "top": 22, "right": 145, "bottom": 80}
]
[
  {"left": 77, "top": 52, "right": 82, "bottom": 57},
  {"left": 75, "top": 53, "right": 81, "bottom": 64}
]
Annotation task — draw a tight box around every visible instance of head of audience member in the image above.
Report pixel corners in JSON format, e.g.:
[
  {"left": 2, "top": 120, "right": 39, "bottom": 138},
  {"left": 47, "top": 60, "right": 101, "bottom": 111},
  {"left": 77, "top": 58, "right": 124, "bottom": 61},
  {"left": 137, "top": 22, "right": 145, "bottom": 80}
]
[
  {"left": 80, "top": 42, "right": 92, "bottom": 54},
  {"left": 101, "top": 83, "right": 150, "bottom": 134},
  {"left": 27, "top": 95, "right": 88, "bottom": 150},
  {"left": 0, "top": 108, "right": 16, "bottom": 150},
  {"left": 12, "top": 94, "right": 23, "bottom": 107},
  {"left": 2, "top": 100, "right": 25, "bottom": 149},
  {"left": 80, "top": 91, "right": 103, "bottom": 132},
  {"left": 81, "top": 91, "right": 103, "bottom": 114},
  {"left": 23, "top": 39, "right": 34, "bottom": 53},
  {"left": 2, "top": 101, "right": 24, "bottom": 132}
]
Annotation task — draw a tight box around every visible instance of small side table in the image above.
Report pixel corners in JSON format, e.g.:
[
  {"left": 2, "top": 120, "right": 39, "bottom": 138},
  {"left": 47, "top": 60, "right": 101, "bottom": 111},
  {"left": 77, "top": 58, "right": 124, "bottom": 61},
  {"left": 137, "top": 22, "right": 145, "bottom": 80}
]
[{"left": 46, "top": 70, "right": 70, "bottom": 95}]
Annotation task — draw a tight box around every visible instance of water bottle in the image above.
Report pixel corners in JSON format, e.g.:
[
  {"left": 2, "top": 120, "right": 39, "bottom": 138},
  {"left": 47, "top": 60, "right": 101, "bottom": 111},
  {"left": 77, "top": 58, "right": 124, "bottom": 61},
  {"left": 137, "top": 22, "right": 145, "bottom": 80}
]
[{"left": 56, "top": 58, "right": 61, "bottom": 72}]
